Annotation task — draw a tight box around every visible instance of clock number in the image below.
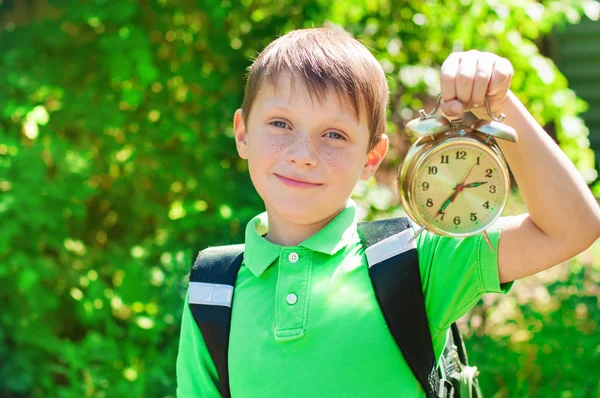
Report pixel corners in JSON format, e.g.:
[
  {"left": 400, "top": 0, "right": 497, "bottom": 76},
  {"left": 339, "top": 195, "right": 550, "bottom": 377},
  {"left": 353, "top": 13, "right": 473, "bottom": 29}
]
[
  {"left": 439, "top": 211, "right": 446, "bottom": 221},
  {"left": 485, "top": 169, "right": 493, "bottom": 178},
  {"left": 476, "top": 156, "right": 480, "bottom": 165},
  {"left": 489, "top": 185, "right": 497, "bottom": 193},
  {"left": 440, "top": 155, "right": 449, "bottom": 164},
  {"left": 427, "top": 166, "right": 438, "bottom": 175},
  {"left": 453, "top": 216, "right": 461, "bottom": 225},
  {"left": 426, "top": 198, "right": 434, "bottom": 207},
  {"left": 456, "top": 151, "right": 467, "bottom": 160},
  {"left": 470, "top": 213, "right": 477, "bottom": 221},
  {"left": 483, "top": 201, "right": 490, "bottom": 209},
  {"left": 422, "top": 182, "right": 429, "bottom": 191}
]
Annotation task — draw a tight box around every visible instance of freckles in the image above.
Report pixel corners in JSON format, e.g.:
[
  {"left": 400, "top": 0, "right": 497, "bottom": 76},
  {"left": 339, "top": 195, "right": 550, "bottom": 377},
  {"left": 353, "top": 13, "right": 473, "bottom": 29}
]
[
  {"left": 268, "top": 141, "right": 286, "bottom": 155},
  {"left": 261, "top": 135, "right": 286, "bottom": 155},
  {"left": 321, "top": 149, "right": 350, "bottom": 173}
]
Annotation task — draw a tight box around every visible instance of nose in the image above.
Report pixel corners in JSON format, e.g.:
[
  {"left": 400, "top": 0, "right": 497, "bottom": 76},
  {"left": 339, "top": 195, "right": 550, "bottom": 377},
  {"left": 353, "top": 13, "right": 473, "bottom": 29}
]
[{"left": 286, "top": 134, "right": 318, "bottom": 168}]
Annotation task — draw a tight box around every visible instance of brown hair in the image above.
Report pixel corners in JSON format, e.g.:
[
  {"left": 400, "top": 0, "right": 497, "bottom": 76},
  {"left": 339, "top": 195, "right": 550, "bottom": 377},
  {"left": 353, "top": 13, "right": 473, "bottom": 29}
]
[{"left": 241, "top": 27, "right": 389, "bottom": 152}]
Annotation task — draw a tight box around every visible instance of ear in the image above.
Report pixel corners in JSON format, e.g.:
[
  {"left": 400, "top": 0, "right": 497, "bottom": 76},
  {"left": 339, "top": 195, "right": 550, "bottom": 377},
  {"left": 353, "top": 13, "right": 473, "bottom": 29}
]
[
  {"left": 233, "top": 109, "right": 249, "bottom": 160},
  {"left": 360, "top": 134, "right": 389, "bottom": 181}
]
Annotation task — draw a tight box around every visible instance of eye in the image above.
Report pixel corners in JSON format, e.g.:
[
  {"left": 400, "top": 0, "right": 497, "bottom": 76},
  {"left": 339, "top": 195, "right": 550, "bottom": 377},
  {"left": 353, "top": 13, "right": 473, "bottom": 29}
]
[
  {"left": 325, "top": 131, "right": 346, "bottom": 140},
  {"left": 269, "top": 120, "right": 289, "bottom": 129}
]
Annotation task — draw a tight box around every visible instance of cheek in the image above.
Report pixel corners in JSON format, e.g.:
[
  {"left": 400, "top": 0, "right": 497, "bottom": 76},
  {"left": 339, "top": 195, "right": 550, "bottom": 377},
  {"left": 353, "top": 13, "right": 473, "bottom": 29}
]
[
  {"left": 266, "top": 140, "right": 286, "bottom": 157},
  {"left": 251, "top": 133, "right": 287, "bottom": 164},
  {"left": 320, "top": 148, "right": 356, "bottom": 175}
]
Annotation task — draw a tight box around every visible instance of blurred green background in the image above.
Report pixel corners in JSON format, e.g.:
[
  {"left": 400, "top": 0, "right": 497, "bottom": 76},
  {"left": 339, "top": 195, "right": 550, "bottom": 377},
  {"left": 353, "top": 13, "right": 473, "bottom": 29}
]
[{"left": 1, "top": 0, "right": 599, "bottom": 397}]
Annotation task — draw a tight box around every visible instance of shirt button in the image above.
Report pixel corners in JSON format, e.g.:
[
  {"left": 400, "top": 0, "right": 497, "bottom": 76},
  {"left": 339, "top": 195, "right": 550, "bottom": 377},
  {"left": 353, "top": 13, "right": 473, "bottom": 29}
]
[
  {"left": 286, "top": 293, "right": 298, "bottom": 305},
  {"left": 288, "top": 252, "right": 299, "bottom": 263}
]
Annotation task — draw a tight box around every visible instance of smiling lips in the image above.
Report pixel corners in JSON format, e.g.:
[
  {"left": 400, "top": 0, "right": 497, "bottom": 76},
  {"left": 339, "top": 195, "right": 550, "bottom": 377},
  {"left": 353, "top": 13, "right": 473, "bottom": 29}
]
[{"left": 275, "top": 174, "right": 323, "bottom": 189}]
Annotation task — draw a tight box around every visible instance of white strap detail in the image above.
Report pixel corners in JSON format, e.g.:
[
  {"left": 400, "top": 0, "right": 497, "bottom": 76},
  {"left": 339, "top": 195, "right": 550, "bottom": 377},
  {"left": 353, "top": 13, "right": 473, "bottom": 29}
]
[
  {"left": 365, "top": 228, "right": 417, "bottom": 268},
  {"left": 189, "top": 282, "right": 234, "bottom": 307}
]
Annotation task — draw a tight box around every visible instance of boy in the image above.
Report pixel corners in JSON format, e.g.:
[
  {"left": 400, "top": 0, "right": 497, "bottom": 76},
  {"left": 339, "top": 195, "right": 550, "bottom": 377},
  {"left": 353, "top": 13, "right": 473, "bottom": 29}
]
[{"left": 176, "top": 27, "right": 600, "bottom": 397}]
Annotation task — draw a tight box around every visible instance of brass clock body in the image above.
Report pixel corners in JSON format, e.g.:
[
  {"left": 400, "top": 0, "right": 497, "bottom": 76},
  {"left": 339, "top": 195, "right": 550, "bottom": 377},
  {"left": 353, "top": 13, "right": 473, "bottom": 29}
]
[{"left": 398, "top": 96, "right": 517, "bottom": 249}]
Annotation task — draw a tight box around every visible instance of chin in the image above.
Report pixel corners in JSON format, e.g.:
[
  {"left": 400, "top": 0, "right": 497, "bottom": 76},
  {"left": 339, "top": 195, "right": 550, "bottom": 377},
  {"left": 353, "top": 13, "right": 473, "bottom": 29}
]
[{"left": 267, "top": 198, "right": 334, "bottom": 225}]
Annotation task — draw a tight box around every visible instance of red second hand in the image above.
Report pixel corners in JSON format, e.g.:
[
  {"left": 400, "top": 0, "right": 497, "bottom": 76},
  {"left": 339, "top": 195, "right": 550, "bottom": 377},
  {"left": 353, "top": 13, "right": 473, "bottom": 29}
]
[
  {"left": 451, "top": 162, "right": 476, "bottom": 203},
  {"left": 450, "top": 184, "right": 463, "bottom": 203}
]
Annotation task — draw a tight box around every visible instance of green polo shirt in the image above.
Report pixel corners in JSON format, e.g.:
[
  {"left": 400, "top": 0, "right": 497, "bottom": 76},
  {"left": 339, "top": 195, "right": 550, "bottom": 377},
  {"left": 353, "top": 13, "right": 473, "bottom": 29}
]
[{"left": 176, "top": 199, "right": 513, "bottom": 397}]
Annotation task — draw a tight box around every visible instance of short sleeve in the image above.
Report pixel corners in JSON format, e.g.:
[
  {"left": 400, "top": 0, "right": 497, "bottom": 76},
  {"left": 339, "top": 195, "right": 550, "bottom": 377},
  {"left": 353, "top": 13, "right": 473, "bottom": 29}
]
[
  {"left": 176, "top": 290, "right": 221, "bottom": 398},
  {"left": 415, "top": 217, "right": 514, "bottom": 339}
]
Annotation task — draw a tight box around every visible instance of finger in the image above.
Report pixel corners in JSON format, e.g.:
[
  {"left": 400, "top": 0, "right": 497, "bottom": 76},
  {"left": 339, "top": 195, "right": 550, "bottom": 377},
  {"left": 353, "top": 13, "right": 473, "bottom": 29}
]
[
  {"left": 488, "top": 57, "right": 513, "bottom": 97},
  {"left": 471, "top": 54, "right": 495, "bottom": 108},
  {"left": 455, "top": 52, "right": 478, "bottom": 107},
  {"left": 440, "top": 52, "right": 461, "bottom": 103},
  {"left": 439, "top": 99, "right": 464, "bottom": 117}
]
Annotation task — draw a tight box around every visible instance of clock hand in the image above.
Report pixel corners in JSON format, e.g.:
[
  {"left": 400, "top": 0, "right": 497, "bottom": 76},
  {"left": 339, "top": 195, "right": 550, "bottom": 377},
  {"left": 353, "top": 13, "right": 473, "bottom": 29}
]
[
  {"left": 463, "top": 181, "right": 488, "bottom": 188},
  {"left": 450, "top": 162, "right": 477, "bottom": 203},
  {"left": 459, "top": 163, "right": 476, "bottom": 187},
  {"left": 437, "top": 184, "right": 461, "bottom": 215},
  {"left": 435, "top": 162, "right": 477, "bottom": 216},
  {"left": 437, "top": 194, "right": 454, "bottom": 215}
]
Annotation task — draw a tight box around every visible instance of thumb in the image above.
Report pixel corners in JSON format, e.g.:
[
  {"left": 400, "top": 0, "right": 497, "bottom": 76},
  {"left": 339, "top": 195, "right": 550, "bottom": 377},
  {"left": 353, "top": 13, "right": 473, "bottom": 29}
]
[{"left": 439, "top": 99, "right": 464, "bottom": 118}]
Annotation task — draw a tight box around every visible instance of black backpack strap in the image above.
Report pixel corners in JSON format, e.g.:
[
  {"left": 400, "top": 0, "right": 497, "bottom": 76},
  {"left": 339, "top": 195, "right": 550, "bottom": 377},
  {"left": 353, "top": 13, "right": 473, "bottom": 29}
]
[
  {"left": 357, "top": 218, "right": 439, "bottom": 398},
  {"left": 188, "top": 244, "right": 245, "bottom": 398}
]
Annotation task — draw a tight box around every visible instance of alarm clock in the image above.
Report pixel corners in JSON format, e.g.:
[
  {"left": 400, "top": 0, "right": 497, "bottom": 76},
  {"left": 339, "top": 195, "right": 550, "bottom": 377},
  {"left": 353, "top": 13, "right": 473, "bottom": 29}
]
[{"left": 398, "top": 95, "right": 517, "bottom": 251}]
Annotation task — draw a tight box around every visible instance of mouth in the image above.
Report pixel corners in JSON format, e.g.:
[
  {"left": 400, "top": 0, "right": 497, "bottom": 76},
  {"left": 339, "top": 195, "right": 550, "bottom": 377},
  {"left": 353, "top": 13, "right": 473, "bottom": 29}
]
[{"left": 275, "top": 174, "right": 323, "bottom": 189}]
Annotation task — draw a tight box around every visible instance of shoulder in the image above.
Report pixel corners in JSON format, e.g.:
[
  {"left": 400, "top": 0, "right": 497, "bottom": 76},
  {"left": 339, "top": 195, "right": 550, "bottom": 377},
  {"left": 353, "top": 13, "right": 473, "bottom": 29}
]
[
  {"left": 194, "top": 244, "right": 245, "bottom": 262},
  {"left": 357, "top": 216, "right": 414, "bottom": 247},
  {"left": 191, "top": 244, "right": 245, "bottom": 280}
]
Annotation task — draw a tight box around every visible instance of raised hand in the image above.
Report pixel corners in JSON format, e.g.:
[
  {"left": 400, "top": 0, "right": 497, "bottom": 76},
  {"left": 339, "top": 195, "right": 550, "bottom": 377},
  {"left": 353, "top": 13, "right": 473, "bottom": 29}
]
[{"left": 439, "top": 51, "right": 514, "bottom": 120}]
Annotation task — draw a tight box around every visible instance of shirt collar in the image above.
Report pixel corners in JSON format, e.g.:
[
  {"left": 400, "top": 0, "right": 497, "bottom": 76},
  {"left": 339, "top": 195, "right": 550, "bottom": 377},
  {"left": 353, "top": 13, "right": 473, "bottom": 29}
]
[{"left": 243, "top": 199, "right": 359, "bottom": 277}]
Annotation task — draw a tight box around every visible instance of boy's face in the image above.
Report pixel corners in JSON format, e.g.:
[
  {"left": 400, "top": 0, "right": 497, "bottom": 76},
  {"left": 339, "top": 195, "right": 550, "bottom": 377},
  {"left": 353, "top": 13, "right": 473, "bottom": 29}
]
[{"left": 234, "top": 73, "right": 388, "bottom": 228}]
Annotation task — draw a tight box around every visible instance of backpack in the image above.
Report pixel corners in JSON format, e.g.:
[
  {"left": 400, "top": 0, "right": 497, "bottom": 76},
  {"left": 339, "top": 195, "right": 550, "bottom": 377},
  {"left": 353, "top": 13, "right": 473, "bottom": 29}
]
[{"left": 188, "top": 217, "right": 483, "bottom": 398}]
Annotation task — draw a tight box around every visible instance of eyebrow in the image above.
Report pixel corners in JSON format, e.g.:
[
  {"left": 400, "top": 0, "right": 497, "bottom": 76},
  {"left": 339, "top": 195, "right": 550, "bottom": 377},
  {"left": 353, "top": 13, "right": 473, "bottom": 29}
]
[{"left": 263, "top": 103, "right": 359, "bottom": 125}]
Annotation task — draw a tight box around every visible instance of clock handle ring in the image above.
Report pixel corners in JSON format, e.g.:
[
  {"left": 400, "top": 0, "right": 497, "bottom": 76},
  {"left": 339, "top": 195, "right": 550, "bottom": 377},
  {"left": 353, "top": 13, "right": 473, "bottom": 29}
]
[
  {"left": 484, "top": 98, "right": 506, "bottom": 123},
  {"left": 430, "top": 94, "right": 506, "bottom": 123},
  {"left": 421, "top": 94, "right": 443, "bottom": 118}
]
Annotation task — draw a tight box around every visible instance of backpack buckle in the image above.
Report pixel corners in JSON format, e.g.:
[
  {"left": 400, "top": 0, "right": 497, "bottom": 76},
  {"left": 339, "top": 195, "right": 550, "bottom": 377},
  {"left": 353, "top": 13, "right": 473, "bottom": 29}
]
[{"left": 438, "top": 378, "right": 454, "bottom": 398}]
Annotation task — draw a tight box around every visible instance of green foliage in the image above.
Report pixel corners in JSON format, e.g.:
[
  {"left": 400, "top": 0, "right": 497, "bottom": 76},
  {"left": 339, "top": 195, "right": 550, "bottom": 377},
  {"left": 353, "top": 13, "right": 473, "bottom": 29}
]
[{"left": 0, "top": 0, "right": 597, "bottom": 396}]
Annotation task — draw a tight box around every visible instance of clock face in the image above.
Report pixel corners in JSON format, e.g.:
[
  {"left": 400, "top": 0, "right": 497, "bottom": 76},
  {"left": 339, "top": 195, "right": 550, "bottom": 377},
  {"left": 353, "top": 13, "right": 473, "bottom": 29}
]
[{"left": 412, "top": 142, "right": 508, "bottom": 236}]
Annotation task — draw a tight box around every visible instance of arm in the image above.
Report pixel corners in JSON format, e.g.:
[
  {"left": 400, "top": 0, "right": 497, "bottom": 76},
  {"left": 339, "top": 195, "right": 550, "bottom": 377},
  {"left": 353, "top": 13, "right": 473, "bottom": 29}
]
[
  {"left": 493, "top": 92, "right": 600, "bottom": 283},
  {"left": 439, "top": 51, "right": 600, "bottom": 284},
  {"left": 176, "top": 291, "right": 222, "bottom": 398}
]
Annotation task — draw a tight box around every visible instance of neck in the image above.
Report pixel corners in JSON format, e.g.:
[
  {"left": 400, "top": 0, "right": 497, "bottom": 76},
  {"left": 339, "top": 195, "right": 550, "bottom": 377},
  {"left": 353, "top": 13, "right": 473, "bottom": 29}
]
[{"left": 264, "top": 205, "right": 345, "bottom": 247}]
